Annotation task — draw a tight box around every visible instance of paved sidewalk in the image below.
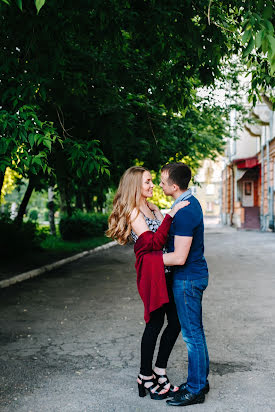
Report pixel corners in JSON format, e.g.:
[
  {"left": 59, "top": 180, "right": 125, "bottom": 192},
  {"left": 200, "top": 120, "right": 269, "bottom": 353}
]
[{"left": 0, "top": 226, "right": 274, "bottom": 411}]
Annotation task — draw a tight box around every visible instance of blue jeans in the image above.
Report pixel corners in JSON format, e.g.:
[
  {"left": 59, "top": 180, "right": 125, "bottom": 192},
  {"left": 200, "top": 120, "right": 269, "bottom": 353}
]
[{"left": 173, "top": 277, "right": 209, "bottom": 394}]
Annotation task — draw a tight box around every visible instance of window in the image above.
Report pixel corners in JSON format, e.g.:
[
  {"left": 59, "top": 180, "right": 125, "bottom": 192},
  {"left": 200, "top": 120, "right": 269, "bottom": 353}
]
[
  {"left": 244, "top": 182, "right": 252, "bottom": 196},
  {"left": 206, "top": 202, "right": 213, "bottom": 212},
  {"left": 206, "top": 184, "right": 215, "bottom": 195}
]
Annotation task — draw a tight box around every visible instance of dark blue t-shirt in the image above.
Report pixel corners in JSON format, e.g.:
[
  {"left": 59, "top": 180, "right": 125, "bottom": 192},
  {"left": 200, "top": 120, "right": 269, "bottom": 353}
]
[{"left": 167, "top": 195, "right": 209, "bottom": 280}]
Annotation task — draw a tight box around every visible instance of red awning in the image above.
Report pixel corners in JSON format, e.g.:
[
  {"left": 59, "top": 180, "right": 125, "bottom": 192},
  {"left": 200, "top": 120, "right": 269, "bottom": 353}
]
[{"left": 233, "top": 156, "right": 259, "bottom": 169}]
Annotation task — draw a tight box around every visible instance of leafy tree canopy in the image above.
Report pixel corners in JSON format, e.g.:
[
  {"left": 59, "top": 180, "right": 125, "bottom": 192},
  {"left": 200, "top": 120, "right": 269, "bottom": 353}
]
[{"left": 0, "top": 0, "right": 274, "bottom": 213}]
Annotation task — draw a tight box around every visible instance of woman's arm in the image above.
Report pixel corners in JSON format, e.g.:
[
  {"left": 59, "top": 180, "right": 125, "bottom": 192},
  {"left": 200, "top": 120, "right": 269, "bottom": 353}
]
[
  {"left": 131, "top": 201, "right": 190, "bottom": 250},
  {"left": 131, "top": 201, "right": 189, "bottom": 237}
]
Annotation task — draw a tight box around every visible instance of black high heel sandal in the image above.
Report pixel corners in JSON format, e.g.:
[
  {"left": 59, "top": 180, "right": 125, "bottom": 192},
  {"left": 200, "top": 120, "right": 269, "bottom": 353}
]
[
  {"left": 153, "top": 372, "right": 179, "bottom": 397},
  {"left": 137, "top": 374, "right": 169, "bottom": 400}
]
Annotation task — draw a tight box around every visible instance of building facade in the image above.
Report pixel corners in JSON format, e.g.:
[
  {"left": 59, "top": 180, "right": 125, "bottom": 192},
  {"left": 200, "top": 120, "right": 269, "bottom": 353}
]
[
  {"left": 193, "top": 158, "right": 223, "bottom": 221},
  {"left": 221, "top": 100, "right": 275, "bottom": 231}
]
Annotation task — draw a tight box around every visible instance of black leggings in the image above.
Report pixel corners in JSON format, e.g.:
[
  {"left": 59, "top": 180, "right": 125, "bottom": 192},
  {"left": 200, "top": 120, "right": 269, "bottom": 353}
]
[{"left": 140, "top": 280, "right": 181, "bottom": 376}]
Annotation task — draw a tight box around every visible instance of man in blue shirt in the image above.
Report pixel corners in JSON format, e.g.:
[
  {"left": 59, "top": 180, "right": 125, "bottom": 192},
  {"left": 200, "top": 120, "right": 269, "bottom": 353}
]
[{"left": 160, "top": 162, "right": 209, "bottom": 407}]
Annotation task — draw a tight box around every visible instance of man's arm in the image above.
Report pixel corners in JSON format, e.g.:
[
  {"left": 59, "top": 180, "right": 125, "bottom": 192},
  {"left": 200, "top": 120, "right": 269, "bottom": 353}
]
[{"left": 163, "top": 235, "right": 192, "bottom": 266}]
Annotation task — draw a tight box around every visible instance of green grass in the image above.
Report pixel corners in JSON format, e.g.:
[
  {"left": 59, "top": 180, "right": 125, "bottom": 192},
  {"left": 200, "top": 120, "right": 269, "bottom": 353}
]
[
  {"left": 41, "top": 235, "right": 112, "bottom": 253},
  {"left": 0, "top": 233, "right": 113, "bottom": 280}
]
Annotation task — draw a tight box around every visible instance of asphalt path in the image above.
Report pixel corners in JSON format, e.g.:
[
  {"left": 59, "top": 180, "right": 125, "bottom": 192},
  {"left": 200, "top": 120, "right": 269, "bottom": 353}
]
[{"left": 0, "top": 226, "right": 275, "bottom": 412}]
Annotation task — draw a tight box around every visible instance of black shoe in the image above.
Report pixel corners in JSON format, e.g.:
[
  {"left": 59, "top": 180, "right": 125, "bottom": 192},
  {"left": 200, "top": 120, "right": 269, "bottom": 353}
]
[
  {"left": 153, "top": 371, "right": 179, "bottom": 397},
  {"left": 166, "top": 388, "right": 205, "bottom": 406},
  {"left": 179, "top": 381, "right": 210, "bottom": 394},
  {"left": 137, "top": 375, "right": 169, "bottom": 400}
]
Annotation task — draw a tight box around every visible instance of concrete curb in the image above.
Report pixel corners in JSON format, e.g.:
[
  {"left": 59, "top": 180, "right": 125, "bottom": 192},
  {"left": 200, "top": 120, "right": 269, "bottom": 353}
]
[{"left": 0, "top": 240, "right": 118, "bottom": 289}]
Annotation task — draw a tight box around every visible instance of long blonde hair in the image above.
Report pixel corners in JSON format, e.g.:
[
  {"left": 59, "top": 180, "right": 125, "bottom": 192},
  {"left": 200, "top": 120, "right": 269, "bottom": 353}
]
[{"left": 106, "top": 166, "right": 148, "bottom": 245}]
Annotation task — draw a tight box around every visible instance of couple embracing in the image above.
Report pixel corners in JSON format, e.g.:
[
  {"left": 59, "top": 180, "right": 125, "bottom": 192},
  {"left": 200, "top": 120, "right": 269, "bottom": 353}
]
[{"left": 107, "top": 162, "right": 209, "bottom": 407}]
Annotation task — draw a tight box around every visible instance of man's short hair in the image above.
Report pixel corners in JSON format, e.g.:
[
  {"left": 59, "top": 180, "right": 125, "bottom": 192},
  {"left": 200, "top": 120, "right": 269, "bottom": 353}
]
[{"left": 161, "top": 162, "right": 191, "bottom": 190}]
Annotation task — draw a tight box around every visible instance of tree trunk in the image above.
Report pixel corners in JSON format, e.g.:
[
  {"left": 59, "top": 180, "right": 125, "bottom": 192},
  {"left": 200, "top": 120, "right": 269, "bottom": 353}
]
[
  {"left": 75, "top": 190, "right": 83, "bottom": 210},
  {"left": 97, "top": 191, "right": 105, "bottom": 212},
  {"left": 0, "top": 169, "right": 6, "bottom": 203},
  {"left": 65, "top": 184, "right": 72, "bottom": 216},
  {"left": 57, "top": 180, "right": 72, "bottom": 216},
  {"left": 84, "top": 192, "right": 92, "bottom": 212},
  {"left": 48, "top": 186, "right": 56, "bottom": 236},
  {"left": 15, "top": 177, "right": 35, "bottom": 225},
  {"left": 58, "top": 184, "right": 67, "bottom": 215},
  {"left": 55, "top": 149, "right": 72, "bottom": 216}
]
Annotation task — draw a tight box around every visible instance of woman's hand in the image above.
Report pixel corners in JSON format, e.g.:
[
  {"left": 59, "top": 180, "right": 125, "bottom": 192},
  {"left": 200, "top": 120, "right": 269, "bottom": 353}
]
[
  {"left": 146, "top": 201, "right": 164, "bottom": 221},
  {"left": 167, "top": 200, "right": 190, "bottom": 218},
  {"left": 146, "top": 201, "right": 159, "bottom": 212}
]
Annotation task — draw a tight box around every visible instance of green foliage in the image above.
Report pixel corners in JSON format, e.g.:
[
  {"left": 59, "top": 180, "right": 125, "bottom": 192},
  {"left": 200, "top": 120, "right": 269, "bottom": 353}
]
[
  {"left": 104, "top": 188, "right": 116, "bottom": 215},
  {"left": 0, "top": 0, "right": 46, "bottom": 13},
  {"left": 67, "top": 140, "right": 110, "bottom": 178},
  {"left": 0, "top": 0, "right": 234, "bottom": 184},
  {"left": 0, "top": 215, "right": 41, "bottom": 257},
  {"left": 0, "top": 0, "right": 274, "bottom": 220},
  {"left": 29, "top": 208, "right": 39, "bottom": 221},
  {"left": 0, "top": 105, "right": 61, "bottom": 176},
  {"left": 241, "top": 1, "right": 274, "bottom": 71},
  {"left": 34, "top": 0, "right": 45, "bottom": 14},
  {"left": 0, "top": 167, "right": 21, "bottom": 204},
  {"left": 239, "top": 0, "right": 275, "bottom": 104},
  {"left": 59, "top": 211, "right": 108, "bottom": 241},
  {"left": 36, "top": 224, "right": 51, "bottom": 239},
  {"left": 0, "top": 2, "right": 111, "bottom": 212},
  {"left": 150, "top": 170, "right": 173, "bottom": 210}
]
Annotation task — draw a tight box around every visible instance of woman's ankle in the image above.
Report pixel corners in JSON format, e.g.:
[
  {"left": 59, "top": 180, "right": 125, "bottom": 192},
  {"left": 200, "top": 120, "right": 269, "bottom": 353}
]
[
  {"left": 139, "top": 374, "right": 153, "bottom": 380},
  {"left": 154, "top": 366, "right": 166, "bottom": 376}
]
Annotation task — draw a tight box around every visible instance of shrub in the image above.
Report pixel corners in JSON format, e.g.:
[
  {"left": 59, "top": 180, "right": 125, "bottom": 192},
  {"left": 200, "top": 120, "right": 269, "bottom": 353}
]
[
  {"left": 59, "top": 211, "right": 108, "bottom": 241},
  {"left": 36, "top": 225, "right": 51, "bottom": 242},
  {"left": 104, "top": 187, "right": 116, "bottom": 214},
  {"left": 29, "top": 209, "right": 39, "bottom": 221},
  {"left": 0, "top": 216, "right": 41, "bottom": 257}
]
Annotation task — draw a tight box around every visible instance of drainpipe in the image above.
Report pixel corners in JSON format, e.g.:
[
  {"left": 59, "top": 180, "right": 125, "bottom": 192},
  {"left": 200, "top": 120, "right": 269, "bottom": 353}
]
[
  {"left": 229, "top": 108, "right": 236, "bottom": 227},
  {"left": 260, "top": 133, "right": 265, "bottom": 231},
  {"left": 220, "top": 169, "right": 223, "bottom": 224},
  {"left": 230, "top": 165, "right": 234, "bottom": 226},
  {"left": 270, "top": 180, "right": 274, "bottom": 231},
  {"left": 269, "top": 110, "right": 274, "bottom": 230},
  {"left": 266, "top": 126, "right": 270, "bottom": 231},
  {"left": 224, "top": 166, "right": 228, "bottom": 225}
]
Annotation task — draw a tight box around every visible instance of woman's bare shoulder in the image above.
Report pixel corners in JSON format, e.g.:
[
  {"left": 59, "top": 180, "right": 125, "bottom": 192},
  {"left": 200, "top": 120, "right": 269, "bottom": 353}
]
[
  {"left": 130, "top": 207, "right": 139, "bottom": 223},
  {"left": 130, "top": 208, "right": 148, "bottom": 235}
]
